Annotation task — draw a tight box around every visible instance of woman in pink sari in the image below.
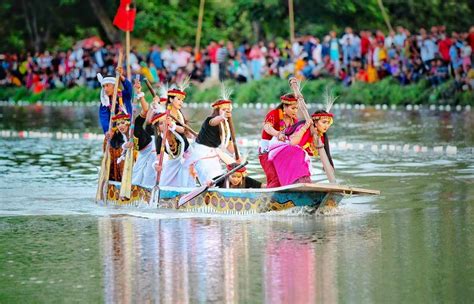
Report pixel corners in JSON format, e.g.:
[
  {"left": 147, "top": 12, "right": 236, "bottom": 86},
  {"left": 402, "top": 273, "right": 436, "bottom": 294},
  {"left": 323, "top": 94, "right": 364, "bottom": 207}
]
[{"left": 268, "top": 110, "right": 335, "bottom": 186}]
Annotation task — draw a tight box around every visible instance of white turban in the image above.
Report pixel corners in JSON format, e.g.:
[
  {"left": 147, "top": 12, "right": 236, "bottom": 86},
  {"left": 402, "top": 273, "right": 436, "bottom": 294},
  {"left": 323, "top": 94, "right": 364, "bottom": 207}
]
[{"left": 97, "top": 73, "right": 116, "bottom": 108}]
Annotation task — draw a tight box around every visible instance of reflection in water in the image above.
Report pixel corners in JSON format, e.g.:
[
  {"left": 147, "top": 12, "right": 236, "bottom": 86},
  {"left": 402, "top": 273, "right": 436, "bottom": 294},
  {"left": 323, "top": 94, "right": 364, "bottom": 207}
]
[{"left": 98, "top": 216, "right": 347, "bottom": 303}]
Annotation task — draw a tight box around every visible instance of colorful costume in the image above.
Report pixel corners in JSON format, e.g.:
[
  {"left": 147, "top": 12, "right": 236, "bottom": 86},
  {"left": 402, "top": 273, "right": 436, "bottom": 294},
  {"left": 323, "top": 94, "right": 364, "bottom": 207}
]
[
  {"left": 191, "top": 90, "right": 235, "bottom": 183},
  {"left": 151, "top": 111, "right": 196, "bottom": 188},
  {"left": 97, "top": 73, "right": 133, "bottom": 133},
  {"left": 259, "top": 95, "right": 298, "bottom": 188},
  {"left": 268, "top": 111, "right": 335, "bottom": 186}
]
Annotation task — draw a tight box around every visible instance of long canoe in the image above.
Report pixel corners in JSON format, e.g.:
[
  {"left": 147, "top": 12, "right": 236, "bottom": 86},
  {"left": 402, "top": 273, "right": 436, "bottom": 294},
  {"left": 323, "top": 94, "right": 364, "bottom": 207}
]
[{"left": 101, "top": 182, "right": 380, "bottom": 214}]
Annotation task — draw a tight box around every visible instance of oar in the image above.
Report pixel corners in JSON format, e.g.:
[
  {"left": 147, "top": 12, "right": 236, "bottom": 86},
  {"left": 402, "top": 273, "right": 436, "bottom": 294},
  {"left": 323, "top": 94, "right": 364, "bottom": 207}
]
[
  {"left": 144, "top": 78, "right": 198, "bottom": 137},
  {"left": 96, "top": 50, "right": 123, "bottom": 202},
  {"left": 177, "top": 161, "right": 249, "bottom": 208},
  {"left": 119, "top": 74, "right": 140, "bottom": 199},
  {"left": 288, "top": 77, "right": 337, "bottom": 183},
  {"left": 227, "top": 116, "right": 240, "bottom": 161},
  {"left": 150, "top": 104, "right": 171, "bottom": 205}
]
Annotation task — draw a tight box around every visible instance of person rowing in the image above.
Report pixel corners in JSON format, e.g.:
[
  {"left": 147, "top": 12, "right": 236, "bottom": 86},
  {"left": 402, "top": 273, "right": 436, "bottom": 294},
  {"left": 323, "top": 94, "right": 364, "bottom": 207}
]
[
  {"left": 266, "top": 99, "right": 336, "bottom": 187},
  {"left": 189, "top": 84, "right": 238, "bottom": 183},
  {"left": 258, "top": 93, "right": 299, "bottom": 188}
]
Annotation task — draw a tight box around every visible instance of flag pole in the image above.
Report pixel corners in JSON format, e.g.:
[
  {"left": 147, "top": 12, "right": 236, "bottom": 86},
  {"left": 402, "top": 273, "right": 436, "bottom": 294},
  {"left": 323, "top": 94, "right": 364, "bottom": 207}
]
[
  {"left": 288, "top": 0, "right": 295, "bottom": 42},
  {"left": 125, "top": 4, "right": 132, "bottom": 81},
  {"left": 194, "top": 0, "right": 205, "bottom": 60}
]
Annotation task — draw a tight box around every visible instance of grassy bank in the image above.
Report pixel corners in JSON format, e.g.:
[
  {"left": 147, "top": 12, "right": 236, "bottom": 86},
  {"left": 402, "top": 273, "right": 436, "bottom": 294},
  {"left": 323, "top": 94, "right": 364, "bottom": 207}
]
[{"left": 0, "top": 78, "right": 472, "bottom": 105}]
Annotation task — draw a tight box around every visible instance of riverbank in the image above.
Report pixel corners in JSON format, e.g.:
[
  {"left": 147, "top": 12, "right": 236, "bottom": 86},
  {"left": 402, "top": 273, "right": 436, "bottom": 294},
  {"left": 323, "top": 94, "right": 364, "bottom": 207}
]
[{"left": 0, "top": 78, "right": 472, "bottom": 105}]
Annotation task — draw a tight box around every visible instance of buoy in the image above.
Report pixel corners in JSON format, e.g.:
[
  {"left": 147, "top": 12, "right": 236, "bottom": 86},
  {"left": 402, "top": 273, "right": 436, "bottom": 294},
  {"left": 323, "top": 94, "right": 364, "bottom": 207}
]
[{"left": 446, "top": 146, "right": 457, "bottom": 155}]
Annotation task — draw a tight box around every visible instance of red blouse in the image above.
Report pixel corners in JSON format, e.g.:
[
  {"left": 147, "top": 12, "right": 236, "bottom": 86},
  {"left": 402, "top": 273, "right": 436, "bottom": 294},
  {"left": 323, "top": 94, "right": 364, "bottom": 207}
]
[{"left": 261, "top": 109, "right": 297, "bottom": 140}]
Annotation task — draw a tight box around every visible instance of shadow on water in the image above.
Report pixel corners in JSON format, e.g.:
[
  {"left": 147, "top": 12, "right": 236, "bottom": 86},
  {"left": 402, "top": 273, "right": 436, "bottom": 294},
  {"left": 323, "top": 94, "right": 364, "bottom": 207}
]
[{"left": 0, "top": 105, "right": 473, "bottom": 302}]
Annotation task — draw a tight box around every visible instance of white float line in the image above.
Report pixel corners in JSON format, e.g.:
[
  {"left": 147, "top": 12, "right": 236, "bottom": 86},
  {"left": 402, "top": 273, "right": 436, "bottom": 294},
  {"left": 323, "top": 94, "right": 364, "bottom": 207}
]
[
  {"left": 0, "top": 130, "right": 105, "bottom": 141},
  {"left": 0, "top": 130, "right": 466, "bottom": 156},
  {"left": 333, "top": 141, "right": 461, "bottom": 155},
  {"left": 1, "top": 101, "right": 471, "bottom": 112}
]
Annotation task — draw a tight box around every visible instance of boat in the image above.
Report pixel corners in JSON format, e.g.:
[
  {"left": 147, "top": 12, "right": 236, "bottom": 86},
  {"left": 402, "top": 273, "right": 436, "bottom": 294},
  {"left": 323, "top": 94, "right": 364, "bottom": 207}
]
[{"left": 101, "top": 182, "right": 380, "bottom": 214}]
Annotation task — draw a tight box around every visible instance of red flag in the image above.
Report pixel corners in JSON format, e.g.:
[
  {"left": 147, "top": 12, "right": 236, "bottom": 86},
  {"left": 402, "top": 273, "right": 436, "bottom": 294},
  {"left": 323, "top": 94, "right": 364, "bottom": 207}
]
[{"left": 113, "top": 1, "right": 136, "bottom": 32}]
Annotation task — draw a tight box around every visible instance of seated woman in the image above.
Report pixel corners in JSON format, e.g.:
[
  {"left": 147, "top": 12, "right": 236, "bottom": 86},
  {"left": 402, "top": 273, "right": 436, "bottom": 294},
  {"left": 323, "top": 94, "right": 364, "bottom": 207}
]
[
  {"left": 267, "top": 110, "right": 335, "bottom": 186},
  {"left": 213, "top": 163, "right": 263, "bottom": 189}
]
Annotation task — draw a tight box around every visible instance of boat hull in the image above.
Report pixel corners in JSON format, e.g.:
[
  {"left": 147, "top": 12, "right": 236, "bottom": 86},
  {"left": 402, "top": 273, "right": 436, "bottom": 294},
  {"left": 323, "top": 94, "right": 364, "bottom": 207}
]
[{"left": 103, "top": 183, "right": 344, "bottom": 214}]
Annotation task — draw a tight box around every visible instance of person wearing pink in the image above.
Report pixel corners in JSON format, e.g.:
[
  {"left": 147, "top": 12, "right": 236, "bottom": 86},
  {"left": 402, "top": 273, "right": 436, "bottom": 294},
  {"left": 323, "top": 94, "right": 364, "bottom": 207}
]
[
  {"left": 268, "top": 110, "right": 335, "bottom": 186},
  {"left": 258, "top": 94, "right": 299, "bottom": 188}
]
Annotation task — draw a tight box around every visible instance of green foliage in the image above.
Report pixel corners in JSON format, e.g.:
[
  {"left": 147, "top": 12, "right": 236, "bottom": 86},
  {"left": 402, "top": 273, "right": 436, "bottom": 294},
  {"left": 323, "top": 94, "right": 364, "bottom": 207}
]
[
  {"left": 0, "top": 80, "right": 472, "bottom": 105},
  {"left": 2, "top": 0, "right": 472, "bottom": 52}
]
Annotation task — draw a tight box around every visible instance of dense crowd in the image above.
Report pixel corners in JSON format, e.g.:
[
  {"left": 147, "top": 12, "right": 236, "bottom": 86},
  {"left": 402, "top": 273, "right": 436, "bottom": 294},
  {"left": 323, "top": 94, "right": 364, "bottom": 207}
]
[{"left": 1, "top": 25, "right": 473, "bottom": 93}]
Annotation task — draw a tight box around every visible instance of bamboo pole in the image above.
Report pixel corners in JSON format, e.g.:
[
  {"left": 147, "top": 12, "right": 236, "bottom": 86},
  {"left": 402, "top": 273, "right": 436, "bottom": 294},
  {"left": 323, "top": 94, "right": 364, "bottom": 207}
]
[
  {"left": 288, "top": 0, "right": 295, "bottom": 42},
  {"left": 376, "top": 0, "right": 393, "bottom": 33},
  {"left": 125, "top": 4, "right": 131, "bottom": 80},
  {"left": 194, "top": 0, "right": 205, "bottom": 59}
]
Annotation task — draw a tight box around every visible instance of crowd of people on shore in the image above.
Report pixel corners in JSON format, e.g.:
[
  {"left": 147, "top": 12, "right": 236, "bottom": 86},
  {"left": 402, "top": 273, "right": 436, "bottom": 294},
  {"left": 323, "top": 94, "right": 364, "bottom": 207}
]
[{"left": 1, "top": 25, "right": 473, "bottom": 94}]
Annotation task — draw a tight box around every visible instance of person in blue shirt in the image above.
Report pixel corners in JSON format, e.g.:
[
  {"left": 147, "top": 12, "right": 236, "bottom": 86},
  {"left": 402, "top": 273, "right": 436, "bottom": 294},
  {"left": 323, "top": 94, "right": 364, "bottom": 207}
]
[{"left": 96, "top": 66, "right": 133, "bottom": 135}]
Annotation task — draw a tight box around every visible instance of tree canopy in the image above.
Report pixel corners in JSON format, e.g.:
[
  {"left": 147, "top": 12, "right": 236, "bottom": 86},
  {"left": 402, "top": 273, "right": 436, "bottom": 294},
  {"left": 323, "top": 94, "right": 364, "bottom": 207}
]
[{"left": 2, "top": 0, "right": 473, "bottom": 52}]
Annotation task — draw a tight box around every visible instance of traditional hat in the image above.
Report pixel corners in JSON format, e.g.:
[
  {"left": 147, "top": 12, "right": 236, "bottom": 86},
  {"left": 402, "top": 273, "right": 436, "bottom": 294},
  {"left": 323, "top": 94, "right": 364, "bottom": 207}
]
[
  {"left": 158, "top": 83, "right": 169, "bottom": 103},
  {"left": 150, "top": 112, "right": 167, "bottom": 125},
  {"left": 97, "top": 73, "right": 117, "bottom": 108},
  {"left": 311, "top": 88, "right": 337, "bottom": 124},
  {"left": 226, "top": 163, "right": 247, "bottom": 175},
  {"left": 112, "top": 112, "right": 131, "bottom": 124},
  {"left": 212, "top": 83, "right": 233, "bottom": 108},
  {"left": 168, "top": 75, "right": 190, "bottom": 100},
  {"left": 280, "top": 93, "right": 298, "bottom": 105}
]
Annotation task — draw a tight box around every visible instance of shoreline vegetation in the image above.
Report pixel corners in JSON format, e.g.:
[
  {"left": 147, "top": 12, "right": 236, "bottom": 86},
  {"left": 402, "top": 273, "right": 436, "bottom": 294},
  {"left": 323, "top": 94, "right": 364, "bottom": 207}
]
[{"left": 0, "top": 78, "right": 472, "bottom": 106}]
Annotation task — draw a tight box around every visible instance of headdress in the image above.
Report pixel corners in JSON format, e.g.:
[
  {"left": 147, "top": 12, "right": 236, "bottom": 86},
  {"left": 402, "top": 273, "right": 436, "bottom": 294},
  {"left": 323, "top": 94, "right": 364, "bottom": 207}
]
[
  {"left": 212, "top": 83, "right": 233, "bottom": 108},
  {"left": 280, "top": 93, "right": 298, "bottom": 105},
  {"left": 311, "top": 88, "right": 337, "bottom": 124},
  {"left": 97, "top": 73, "right": 117, "bottom": 108},
  {"left": 112, "top": 111, "right": 131, "bottom": 124},
  {"left": 168, "top": 75, "right": 191, "bottom": 100},
  {"left": 226, "top": 163, "right": 247, "bottom": 175},
  {"left": 150, "top": 112, "right": 167, "bottom": 125},
  {"left": 158, "top": 83, "right": 169, "bottom": 103}
]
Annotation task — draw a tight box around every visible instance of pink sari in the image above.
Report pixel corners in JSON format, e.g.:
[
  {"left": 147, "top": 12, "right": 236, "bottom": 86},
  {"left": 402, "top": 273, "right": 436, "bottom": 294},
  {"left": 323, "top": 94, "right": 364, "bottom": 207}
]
[{"left": 267, "top": 125, "right": 312, "bottom": 186}]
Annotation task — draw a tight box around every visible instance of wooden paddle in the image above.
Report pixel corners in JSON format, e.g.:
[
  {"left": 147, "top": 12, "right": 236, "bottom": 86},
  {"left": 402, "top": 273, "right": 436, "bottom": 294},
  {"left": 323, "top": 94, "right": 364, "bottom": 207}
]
[
  {"left": 119, "top": 74, "right": 140, "bottom": 199},
  {"left": 96, "top": 50, "right": 123, "bottom": 202},
  {"left": 227, "top": 116, "right": 240, "bottom": 161},
  {"left": 177, "top": 161, "right": 249, "bottom": 208},
  {"left": 288, "top": 77, "right": 337, "bottom": 183},
  {"left": 144, "top": 78, "right": 198, "bottom": 137}
]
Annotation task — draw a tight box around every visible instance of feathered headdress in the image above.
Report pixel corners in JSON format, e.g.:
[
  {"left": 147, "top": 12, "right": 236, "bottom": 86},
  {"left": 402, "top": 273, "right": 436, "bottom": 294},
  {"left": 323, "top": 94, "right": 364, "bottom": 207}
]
[
  {"left": 311, "top": 87, "right": 337, "bottom": 123},
  {"left": 323, "top": 87, "right": 338, "bottom": 113},
  {"left": 212, "top": 83, "right": 233, "bottom": 108},
  {"left": 158, "top": 82, "right": 168, "bottom": 103},
  {"left": 168, "top": 75, "right": 191, "bottom": 100}
]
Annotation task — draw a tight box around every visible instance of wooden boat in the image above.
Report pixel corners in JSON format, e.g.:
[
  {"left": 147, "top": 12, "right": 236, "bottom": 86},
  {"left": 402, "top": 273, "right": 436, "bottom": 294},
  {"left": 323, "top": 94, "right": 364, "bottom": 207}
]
[{"left": 102, "top": 182, "right": 380, "bottom": 214}]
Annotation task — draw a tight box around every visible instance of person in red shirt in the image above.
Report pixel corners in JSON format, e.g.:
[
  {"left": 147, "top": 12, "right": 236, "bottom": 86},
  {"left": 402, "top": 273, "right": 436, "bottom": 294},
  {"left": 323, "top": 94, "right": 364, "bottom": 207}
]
[
  {"left": 258, "top": 94, "right": 299, "bottom": 187},
  {"left": 438, "top": 34, "right": 453, "bottom": 63}
]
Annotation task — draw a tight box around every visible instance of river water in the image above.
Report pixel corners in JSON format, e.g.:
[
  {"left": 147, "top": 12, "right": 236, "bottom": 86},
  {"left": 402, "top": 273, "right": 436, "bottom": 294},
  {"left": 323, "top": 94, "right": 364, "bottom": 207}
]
[{"left": 0, "top": 104, "right": 473, "bottom": 303}]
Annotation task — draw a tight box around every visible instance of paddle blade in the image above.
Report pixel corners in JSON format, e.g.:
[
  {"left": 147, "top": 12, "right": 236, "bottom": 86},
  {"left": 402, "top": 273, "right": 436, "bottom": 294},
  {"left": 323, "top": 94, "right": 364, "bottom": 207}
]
[
  {"left": 150, "top": 186, "right": 160, "bottom": 207},
  {"left": 96, "top": 151, "right": 111, "bottom": 202},
  {"left": 177, "top": 185, "right": 208, "bottom": 208},
  {"left": 119, "top": 149, "right": 134, "bottom": 199}
]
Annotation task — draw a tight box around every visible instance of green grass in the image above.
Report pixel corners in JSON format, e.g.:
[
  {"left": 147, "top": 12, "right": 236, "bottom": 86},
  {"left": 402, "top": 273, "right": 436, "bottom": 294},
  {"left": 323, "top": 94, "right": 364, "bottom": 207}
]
[{"left": 0, "top": 78, "right": 472, "bottom": 105}]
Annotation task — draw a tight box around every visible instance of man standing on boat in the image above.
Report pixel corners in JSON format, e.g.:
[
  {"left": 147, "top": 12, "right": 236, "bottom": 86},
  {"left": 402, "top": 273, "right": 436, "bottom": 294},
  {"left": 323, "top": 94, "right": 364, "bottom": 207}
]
[{"left": 97, "top": 66, "right": 132, "bottom": 137}]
